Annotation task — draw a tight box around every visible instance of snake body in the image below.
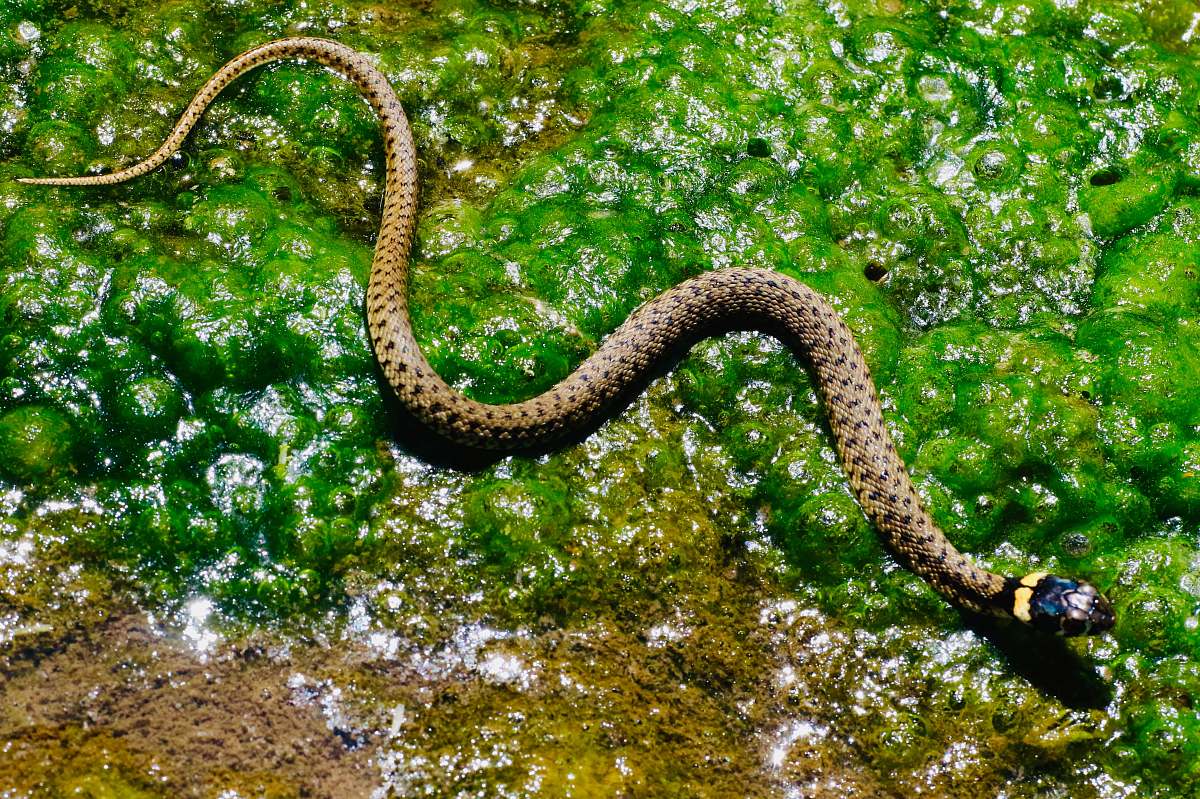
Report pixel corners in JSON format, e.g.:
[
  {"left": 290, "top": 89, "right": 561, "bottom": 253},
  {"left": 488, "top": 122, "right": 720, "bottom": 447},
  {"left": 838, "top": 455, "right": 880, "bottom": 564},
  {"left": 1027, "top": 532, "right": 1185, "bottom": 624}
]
[{"left": 20, "top": 38, "right": 1114, "bottom": 635}]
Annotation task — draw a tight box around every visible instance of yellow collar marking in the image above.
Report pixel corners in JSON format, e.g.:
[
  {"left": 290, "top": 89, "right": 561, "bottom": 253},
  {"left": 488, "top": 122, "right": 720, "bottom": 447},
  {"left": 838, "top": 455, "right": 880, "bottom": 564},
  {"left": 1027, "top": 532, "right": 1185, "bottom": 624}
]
[
  {"left": 1013, "top": 572, "right": 1047, "bottom": 622},
  {"left": 1013, "top": 587, "right": 1034, "bottom": 622},
  {"left": 1020, "top": 571, "right": 1048, "bottom": 588}
]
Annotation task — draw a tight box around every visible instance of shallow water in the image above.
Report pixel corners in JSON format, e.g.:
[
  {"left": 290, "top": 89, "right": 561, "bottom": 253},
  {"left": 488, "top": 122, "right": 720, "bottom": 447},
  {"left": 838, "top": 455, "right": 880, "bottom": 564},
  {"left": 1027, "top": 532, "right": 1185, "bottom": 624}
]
[{"left": 1, "top": 0, "right": 1199, "bottom": 796}]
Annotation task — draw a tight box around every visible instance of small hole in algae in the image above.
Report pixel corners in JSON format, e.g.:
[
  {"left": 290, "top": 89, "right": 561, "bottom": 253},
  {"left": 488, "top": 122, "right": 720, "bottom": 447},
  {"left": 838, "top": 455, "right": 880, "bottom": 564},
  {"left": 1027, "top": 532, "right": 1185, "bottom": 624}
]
[
  {"left": 746, "top": 137, "right": 770, "bottom": 158},
  {"left": 864, "top": 262, "right": 888, "bottom": 281},
  {"left": 1089, "top": 167, "right": 1122, "bottom": 187}
]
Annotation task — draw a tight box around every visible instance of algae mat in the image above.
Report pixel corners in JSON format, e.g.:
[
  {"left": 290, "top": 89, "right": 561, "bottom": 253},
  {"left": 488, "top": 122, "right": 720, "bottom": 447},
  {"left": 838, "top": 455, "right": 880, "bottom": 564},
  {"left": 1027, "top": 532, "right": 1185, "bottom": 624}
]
[{"left": 1, "top": 0, "right": 1199, "bottom": 796}]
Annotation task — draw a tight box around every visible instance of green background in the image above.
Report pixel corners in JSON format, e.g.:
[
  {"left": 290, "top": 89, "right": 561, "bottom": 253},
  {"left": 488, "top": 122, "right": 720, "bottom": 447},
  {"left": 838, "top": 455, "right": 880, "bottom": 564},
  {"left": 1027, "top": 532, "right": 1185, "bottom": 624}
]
[{"left": 1, "top": 0, "right": 1199, "bottom": 795}]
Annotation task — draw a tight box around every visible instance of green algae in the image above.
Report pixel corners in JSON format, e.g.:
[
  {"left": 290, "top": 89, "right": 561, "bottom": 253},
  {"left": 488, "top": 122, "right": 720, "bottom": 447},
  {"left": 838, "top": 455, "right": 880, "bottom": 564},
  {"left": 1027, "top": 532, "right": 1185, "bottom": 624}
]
[
  {"left": 1, "top": 0, "right": 1200, "bottom": 796},
  {"left": 0, "top": 404, "right": 74, "bottom": 482}
]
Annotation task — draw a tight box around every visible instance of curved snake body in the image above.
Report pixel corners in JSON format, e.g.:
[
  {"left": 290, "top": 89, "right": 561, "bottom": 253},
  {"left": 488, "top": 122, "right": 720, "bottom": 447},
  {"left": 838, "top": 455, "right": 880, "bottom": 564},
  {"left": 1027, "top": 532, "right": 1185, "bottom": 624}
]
[{"left": 19, "top": 37, "right": 1115, "bottom": 636}]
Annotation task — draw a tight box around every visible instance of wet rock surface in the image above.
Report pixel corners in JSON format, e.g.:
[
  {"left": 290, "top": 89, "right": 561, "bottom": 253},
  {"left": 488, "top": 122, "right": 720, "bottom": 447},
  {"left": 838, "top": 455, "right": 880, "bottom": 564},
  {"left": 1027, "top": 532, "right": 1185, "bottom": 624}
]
[{"left": 1, "top": 0, "right": 1199, "bottom": 796}]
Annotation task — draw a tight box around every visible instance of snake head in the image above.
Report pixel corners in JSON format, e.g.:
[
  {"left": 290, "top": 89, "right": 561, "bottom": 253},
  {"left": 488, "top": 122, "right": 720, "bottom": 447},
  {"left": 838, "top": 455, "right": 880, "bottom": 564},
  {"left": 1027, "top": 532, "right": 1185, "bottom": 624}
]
[{"left": 1013, "top": 573, "right": 1115, "bottom": 636}]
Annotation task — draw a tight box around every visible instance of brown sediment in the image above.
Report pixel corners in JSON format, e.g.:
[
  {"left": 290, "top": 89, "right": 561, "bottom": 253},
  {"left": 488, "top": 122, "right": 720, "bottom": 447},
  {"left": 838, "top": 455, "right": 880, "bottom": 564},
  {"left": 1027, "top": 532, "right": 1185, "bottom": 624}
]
[
  {"left": 0, "top": 587, "right": 901, "bottom": 799},
  {"left": 0, "top": 611, "right": 381, "bottom": 797}
]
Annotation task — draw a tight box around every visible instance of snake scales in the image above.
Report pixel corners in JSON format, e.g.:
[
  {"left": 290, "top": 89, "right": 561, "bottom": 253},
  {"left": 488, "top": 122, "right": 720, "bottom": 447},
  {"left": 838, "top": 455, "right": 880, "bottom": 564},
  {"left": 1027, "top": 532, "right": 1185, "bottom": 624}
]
[{"left": 20, "top": 37, "right": 1114, "bottom": 636}]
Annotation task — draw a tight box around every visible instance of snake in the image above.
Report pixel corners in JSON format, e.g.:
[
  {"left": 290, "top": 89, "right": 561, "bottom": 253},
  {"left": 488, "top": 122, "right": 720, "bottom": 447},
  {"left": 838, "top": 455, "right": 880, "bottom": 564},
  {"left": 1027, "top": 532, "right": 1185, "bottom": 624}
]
[{"left": 19, "top": 37, "right": 1114, "bottom": 636}]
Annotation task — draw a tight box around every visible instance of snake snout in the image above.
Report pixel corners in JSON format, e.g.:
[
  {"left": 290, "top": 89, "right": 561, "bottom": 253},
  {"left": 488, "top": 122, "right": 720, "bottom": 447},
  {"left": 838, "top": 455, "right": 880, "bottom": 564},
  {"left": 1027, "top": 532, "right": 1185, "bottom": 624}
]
[{"left": 1064, "top": 581, "right": 1115, "bottom": 636}]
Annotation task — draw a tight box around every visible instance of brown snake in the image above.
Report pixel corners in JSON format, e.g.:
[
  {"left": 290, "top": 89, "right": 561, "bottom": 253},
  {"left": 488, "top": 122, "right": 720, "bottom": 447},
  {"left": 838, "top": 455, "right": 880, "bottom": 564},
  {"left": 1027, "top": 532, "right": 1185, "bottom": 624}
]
[{"left": 20, "top": 37, "right": 1114, "bottom": 635}]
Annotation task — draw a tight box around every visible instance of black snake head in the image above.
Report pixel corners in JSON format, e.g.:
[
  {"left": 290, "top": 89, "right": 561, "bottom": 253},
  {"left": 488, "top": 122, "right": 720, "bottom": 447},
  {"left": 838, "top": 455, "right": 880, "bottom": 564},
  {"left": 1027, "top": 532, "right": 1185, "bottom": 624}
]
[{"left": 1014, "top": 573, "right": 1115, "bottom": 636}]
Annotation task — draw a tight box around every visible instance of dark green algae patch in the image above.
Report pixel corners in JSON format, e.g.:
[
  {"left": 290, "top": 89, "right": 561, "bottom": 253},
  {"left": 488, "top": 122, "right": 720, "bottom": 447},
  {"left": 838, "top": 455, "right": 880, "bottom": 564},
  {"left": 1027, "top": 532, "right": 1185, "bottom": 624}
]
[{"left": 1, "top": 0, "right": 1200, "bottom": 795}]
